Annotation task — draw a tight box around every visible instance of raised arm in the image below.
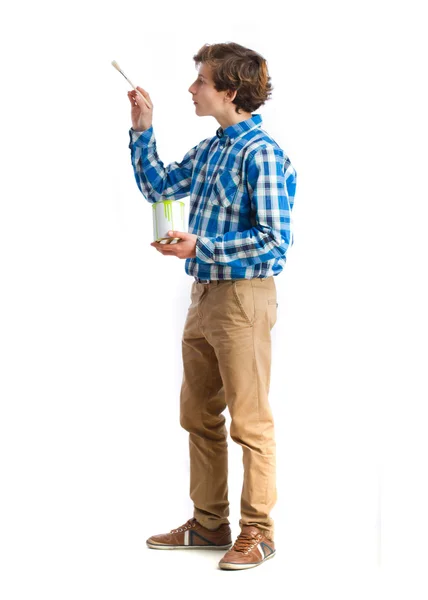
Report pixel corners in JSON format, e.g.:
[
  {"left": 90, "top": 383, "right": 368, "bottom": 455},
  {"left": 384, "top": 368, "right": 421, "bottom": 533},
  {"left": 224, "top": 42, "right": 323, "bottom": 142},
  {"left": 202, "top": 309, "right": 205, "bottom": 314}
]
[{"left": 128, "top": 86, "right": 198, "bottom": 203}]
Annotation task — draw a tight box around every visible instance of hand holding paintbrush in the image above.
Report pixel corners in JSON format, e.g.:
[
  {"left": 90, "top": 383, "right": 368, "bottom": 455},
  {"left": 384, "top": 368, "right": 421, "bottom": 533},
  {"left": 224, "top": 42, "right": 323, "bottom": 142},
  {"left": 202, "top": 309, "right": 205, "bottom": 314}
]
[{"left": 111, "top": 60, "right": 153, "bottom": 132}]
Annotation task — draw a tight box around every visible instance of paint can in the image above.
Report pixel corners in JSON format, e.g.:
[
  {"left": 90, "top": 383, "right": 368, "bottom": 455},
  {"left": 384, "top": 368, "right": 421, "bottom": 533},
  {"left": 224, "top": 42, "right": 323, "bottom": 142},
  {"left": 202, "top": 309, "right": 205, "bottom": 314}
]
[{"left": 152, "top": 200, "right": 186, "bottom": 244}]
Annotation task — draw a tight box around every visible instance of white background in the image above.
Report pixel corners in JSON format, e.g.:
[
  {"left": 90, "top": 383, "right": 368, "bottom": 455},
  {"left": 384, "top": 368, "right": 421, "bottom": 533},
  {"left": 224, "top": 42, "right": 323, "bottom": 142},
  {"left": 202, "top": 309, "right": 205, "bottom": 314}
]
[{"left": 1, "top": 0, "right": 427, "bottom": 598}]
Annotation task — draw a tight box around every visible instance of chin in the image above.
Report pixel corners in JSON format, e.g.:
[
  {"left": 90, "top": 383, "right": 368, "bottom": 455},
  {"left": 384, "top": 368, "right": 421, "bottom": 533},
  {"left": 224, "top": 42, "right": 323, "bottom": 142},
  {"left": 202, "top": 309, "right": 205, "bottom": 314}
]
[{"left": 195, "top": 106, "right": 211, "bottom": 117}]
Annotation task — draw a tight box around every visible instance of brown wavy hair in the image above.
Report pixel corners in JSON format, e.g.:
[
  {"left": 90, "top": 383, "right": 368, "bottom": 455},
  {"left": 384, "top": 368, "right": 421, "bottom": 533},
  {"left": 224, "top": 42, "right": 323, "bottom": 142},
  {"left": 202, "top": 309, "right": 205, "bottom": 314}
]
[{"left": 192, "top": 42, "right": 273, "bottom": 114}]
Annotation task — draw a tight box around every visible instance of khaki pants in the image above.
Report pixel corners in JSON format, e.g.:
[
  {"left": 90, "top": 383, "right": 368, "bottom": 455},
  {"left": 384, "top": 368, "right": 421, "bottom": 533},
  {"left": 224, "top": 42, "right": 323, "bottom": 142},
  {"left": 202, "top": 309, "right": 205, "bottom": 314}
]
[{"left": 179, "top": 277, "right": 278, "bottom": 541}]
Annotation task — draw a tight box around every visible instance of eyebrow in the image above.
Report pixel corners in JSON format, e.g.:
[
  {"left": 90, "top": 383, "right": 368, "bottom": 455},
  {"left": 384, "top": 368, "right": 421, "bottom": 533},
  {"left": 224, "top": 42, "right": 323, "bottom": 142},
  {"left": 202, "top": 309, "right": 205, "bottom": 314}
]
[{"left": 198, "top": 74, "right": 208, "bottom": 80}]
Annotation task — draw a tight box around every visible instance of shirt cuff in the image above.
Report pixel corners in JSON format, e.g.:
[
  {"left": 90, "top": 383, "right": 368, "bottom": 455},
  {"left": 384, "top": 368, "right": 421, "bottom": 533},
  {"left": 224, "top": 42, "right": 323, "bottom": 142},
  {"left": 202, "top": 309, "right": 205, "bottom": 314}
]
[
  {"left": 196, "top": 236, "right": 216, "bottom": 264},
  {"left": 128, "top": 126, "right": 155, "bottom": 148}
]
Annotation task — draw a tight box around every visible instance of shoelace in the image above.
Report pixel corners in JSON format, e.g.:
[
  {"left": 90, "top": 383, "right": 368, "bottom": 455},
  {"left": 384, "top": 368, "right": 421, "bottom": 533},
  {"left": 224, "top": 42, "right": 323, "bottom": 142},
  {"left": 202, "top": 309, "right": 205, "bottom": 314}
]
[
  {"left": 231, "top": 531, "right": 263, "bottom": 554},
  {"left": 170, "top": 518, "right": 197, "bottom": 534}
]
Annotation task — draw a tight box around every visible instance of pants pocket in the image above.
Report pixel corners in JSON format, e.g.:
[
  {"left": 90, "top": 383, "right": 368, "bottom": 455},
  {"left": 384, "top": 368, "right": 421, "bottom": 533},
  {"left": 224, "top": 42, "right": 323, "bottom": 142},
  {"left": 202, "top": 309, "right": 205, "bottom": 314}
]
[
  {"left": 267, "top": 298, "right": 278, "bottom": 329},
  {"left": 232, "top": 280, "right": 255, "bottom": 326}
]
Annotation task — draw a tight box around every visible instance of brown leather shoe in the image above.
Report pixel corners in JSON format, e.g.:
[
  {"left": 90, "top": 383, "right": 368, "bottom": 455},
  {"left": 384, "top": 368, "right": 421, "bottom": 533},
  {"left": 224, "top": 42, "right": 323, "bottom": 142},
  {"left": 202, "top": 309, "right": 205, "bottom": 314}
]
[
  {"left": 218, "top": 525, "right": 276, "bottom": 570},
  {"left": 146, "top": 517, "right": 233, "bottom": 550}
]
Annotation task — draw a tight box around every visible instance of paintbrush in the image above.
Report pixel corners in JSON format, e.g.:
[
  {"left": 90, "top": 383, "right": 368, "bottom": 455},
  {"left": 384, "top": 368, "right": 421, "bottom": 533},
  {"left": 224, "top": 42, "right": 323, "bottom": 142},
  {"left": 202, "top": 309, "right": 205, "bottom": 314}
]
[{"left": 111, "top": 60, "right": 152, "bottom": 109}]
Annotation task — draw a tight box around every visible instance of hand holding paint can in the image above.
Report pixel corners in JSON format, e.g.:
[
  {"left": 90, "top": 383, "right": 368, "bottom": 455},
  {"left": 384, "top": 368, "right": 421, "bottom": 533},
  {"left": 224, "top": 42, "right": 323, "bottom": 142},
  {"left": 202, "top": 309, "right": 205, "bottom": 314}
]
[{"left": 153, "top": 200, "right": 186, "bottom": 244}]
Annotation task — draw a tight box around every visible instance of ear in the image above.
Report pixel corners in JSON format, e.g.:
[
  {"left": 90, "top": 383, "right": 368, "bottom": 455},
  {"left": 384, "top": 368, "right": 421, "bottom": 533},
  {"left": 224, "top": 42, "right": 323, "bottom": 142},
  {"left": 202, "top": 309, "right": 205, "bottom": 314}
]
[{"left": 225, "top": 89, "right": 238, "bottom": 103}]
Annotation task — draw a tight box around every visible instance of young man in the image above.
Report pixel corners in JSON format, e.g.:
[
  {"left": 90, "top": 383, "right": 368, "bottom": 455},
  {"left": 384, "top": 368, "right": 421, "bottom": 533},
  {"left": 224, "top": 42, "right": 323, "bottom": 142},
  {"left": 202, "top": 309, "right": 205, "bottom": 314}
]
[{"left": 127, "top": 42, "right": 297, "bottom": 570}]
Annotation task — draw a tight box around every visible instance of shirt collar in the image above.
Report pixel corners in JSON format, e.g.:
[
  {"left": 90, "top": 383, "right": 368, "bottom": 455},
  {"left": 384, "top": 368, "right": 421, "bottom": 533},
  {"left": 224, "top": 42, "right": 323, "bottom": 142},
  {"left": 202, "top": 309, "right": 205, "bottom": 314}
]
[{"left": 215, "top": 113, "right": 262, "bottom": 142}]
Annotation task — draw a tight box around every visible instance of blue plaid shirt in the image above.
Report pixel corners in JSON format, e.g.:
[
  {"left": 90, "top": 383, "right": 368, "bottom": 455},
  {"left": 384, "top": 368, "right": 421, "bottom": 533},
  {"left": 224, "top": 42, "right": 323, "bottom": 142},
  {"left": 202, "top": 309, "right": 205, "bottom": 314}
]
[{"left": 128, "top": 113, "right": 297, "bottom": 280}]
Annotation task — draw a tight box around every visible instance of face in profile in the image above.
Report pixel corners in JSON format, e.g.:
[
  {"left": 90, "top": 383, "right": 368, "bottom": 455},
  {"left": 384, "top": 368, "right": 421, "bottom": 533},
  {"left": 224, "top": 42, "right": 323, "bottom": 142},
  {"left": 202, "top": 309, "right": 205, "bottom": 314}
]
[{"left": 188, "top": 64, "right": 229, "bottom": 118}]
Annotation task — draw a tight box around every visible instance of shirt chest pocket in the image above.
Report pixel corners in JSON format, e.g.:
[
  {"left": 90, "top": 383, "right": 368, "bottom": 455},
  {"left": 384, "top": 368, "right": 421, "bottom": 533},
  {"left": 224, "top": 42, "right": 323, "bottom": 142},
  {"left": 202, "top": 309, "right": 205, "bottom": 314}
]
[{"left": 208, "top": 168, "right": 242, "bottom": 208}]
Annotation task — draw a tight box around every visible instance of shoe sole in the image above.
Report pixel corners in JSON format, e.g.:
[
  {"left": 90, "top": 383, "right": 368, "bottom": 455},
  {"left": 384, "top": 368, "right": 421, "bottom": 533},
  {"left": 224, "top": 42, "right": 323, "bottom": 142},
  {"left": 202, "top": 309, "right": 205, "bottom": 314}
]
[
  {"left": 219, "top": 550, "right": 276, "bottom": 570},
  {"left": 147, "top": 541, "right": 233, "bottom": 550}
]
